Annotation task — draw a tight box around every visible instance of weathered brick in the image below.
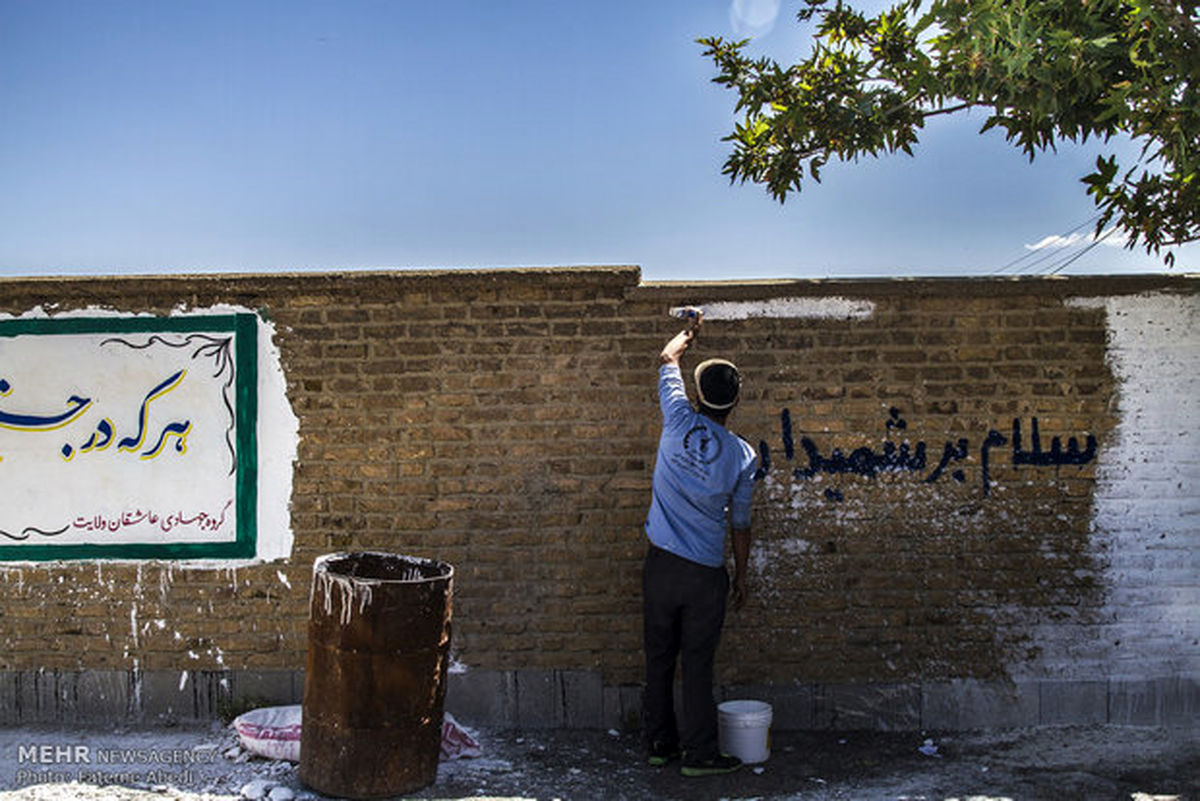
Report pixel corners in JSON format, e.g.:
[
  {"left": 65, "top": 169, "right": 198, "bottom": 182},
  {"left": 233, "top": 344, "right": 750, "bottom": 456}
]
[{"left": 0, "top": 270, "right": 1193, "bottom": 707}]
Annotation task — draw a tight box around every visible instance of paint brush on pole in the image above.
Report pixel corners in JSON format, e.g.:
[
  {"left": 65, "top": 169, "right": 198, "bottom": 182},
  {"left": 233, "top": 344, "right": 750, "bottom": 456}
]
[{"left": 670, "top": 306, "right": 704, "bottom": 337}]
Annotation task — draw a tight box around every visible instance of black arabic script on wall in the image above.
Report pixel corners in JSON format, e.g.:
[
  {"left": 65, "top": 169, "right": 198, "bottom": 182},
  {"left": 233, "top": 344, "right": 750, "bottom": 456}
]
[{"left": 756, "top": 408, "right": 1097, "bottom": 500}]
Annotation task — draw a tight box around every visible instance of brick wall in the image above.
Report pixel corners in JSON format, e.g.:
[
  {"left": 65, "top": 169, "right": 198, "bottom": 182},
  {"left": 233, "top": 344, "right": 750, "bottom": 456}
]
[{"left": 0, "top": 269, "right": 1195, "bottom": 728}]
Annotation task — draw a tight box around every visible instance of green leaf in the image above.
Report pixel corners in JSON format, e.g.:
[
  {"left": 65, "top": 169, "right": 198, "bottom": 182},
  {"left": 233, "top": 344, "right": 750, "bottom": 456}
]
[{"left": 699, "top": 0, "right": 1199, "bottom": 257}]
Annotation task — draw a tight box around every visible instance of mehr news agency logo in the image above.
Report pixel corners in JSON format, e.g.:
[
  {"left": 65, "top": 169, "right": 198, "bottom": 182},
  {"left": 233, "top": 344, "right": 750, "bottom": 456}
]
[{"left": 14, "top": 742, "right": 215, "bottom": 786}]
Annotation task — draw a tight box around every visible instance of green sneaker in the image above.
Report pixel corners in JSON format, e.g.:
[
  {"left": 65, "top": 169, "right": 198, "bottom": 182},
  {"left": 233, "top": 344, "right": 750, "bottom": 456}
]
[
  {"left": 680, "top": 753, "right": 742, "bottom": 777},
  {"left": 647, "top": 743, "right": 681, "bottom": 767}
]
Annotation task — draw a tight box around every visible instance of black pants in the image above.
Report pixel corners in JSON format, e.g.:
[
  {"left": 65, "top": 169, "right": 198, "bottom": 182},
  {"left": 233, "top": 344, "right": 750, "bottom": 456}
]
[{"left": 642, "top": 545, "right": 729, "bottom": 760}]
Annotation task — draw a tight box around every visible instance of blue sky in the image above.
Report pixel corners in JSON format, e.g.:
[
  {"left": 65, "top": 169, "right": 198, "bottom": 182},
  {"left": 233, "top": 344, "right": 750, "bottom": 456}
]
[{"left": 1, "top": 0, "right": 1193, "bottom": 280}]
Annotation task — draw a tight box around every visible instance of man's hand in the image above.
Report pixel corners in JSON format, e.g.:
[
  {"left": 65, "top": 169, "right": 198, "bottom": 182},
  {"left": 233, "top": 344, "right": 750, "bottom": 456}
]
[
  {"left": 660, "top": 308, "right": 703, "bottom": 365},
  {"left": 731, "top": 576, "right": 748, "bottom": 612},
  {"left": 730, "top": 527, "right": 750, "bottom": 611}
]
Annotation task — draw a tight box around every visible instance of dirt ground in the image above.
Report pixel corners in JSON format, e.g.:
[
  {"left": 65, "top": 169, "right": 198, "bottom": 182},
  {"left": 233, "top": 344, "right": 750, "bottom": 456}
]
[{"left": 0, "top": 723, "right": 1195, "bottom": 801}]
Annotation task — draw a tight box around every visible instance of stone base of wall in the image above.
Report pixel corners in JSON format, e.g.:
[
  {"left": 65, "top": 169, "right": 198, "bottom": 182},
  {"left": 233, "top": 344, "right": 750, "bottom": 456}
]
[{"left": 0, "top": 669, "right": 1195, "bottom": 730}]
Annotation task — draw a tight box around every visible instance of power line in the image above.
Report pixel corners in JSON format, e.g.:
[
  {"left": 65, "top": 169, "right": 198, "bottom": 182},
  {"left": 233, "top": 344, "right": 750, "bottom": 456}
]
[
  {"left": 1044, "top": 225, "right": 1118, "bottom": 275},
  {"left": 990, "top": 214, "right": 1104, "bottom": 276}
]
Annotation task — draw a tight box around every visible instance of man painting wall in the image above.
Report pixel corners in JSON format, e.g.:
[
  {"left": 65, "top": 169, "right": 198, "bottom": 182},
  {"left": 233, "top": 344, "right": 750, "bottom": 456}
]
[{"left": 641, "top": 309, "right": 758, "bottom": 777}]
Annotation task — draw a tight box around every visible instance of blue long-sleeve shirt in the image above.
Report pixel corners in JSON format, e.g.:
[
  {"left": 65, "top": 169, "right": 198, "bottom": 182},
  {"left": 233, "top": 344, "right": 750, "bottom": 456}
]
[{"left": 644, "top": 363, "right": 757, "bottom": 568}]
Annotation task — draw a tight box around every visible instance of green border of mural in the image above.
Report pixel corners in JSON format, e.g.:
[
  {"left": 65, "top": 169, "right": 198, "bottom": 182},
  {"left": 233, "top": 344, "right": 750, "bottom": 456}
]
[{"left": 0, "top": 314, "right": 258, "bottom": 561}]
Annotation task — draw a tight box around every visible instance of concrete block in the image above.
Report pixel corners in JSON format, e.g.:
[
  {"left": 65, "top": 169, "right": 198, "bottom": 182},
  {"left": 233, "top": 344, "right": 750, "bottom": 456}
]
[
  {"left": 73, "top": 670, "right": 130, "bottom": 722},
  {"left": 1108, "top": 676, "right": 1200, "bottom": 727},
  {"left": 145, "top": 669, "right": 292, "bottom": 723},
  {"left": 197, "top": 670, "right": 235, "bottom": 720},
  {"left": 560, "top": 670, "right": 604, "bottom": 729},
  {"left": 772, "top": 685, "right": 815, "bottom": 731},
  {"left": 514, "top": 669, "right": 561, "bottom": 728},
  {"left": 2, "top": 667, "right": 1190, "bottom": 732},
  {"left": 922, "top": 680, "right": 1039, "bottom": 730},
  {"left": 722, "top": 683, "right": 814, "bottom": 731},
  {"left": 1160, "top": 675, "right": 1200, "bottom": 727},
  {"left": 0, "top": 671, "right": 17, "bottom": 725},
  {"left": 445, "top": 669, "right": 515, "bottom": 726},
  {"left": 139, "top": 670, "right": 196, "bottom": 722},
  {"left": 1039, "top": 680, "right": 1107, "bottom": 725},
  {"left": 1109, "top": 679, "right": 1161, "bottom": 726},
  {"left": 814, "top": 683, "right": 920, "bottom": 731},
  {"left": 229, "top": 670, "right": 301, "bottom": 708},
  {"left": 0, "top": 671, "right": 44, "bottom": 724},
  {"left": 17, "top": 670, "right": 70, "bottom": 724},
  {"left": 602, "top": 685, "right": 642, "bottom": 732}
]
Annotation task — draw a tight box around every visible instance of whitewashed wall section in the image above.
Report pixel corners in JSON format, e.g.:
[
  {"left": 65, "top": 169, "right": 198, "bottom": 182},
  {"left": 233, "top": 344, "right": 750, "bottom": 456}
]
[
  {"left": 0, "top": 308, "right": 297, "bottom": 562},
  {"left": 679, "top": 291, "right": 1198, "bottom": 683},
  {"left": 669, "top": 297, "right": 877, "bottom": 321},
  {"left": 1065, "top": 291, "right": 1200, "bottom": 679}
]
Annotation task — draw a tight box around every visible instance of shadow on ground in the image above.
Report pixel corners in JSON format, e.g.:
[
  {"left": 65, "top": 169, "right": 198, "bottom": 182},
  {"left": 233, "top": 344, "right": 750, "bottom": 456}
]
[
  {"left": 425, "top": 725, "right": 1197, "bottom": 801},
  {"left": 0, "top": 724, "right": 1194, "bottom": 800}
]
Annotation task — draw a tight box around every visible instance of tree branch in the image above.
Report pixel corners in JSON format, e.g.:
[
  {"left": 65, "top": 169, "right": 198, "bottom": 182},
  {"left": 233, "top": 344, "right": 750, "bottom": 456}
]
[{"left": 921, "top": 102, "right": 973, "bottom": 119}]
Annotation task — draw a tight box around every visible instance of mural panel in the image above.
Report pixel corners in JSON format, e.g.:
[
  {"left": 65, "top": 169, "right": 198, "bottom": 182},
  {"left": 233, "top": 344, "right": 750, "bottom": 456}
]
[{"left": 0, "top": 314, "right": 257, "bottom": 560}]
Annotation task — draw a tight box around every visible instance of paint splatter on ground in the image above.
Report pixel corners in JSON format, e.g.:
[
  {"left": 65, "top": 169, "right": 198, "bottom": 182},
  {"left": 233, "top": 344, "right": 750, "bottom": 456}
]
[{"left": 0, "top": 723, "right": 1194, "bottom": 800}]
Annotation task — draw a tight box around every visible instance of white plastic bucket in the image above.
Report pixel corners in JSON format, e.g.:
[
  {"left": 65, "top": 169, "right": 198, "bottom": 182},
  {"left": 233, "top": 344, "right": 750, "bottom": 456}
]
[{"left": 717, "top": 699, "right": 772, "bottom": 764}]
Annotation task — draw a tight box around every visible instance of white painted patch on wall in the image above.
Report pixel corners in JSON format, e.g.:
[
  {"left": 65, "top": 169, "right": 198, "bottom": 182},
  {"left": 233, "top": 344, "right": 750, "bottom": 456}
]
[
  {"left": 242, "top": 307, "right": 300, "bottom": 564},
  {"left": 0, "top": 304, "right": 298, "bottom": 565},
  {"left": 670, "top": 297, "right": 876, "bottom": 321},
  {"left": 1063, "top": 291, "right": 1200, "bottom": 678},
  {"left": 749, "top": 532, "right": 815, "bottom": 582}
]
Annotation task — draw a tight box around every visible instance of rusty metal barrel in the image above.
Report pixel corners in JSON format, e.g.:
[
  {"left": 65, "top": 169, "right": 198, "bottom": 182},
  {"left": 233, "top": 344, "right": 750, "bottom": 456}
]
[{"left": 300, "top": 551, "right": 454, "bottom": 799}]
